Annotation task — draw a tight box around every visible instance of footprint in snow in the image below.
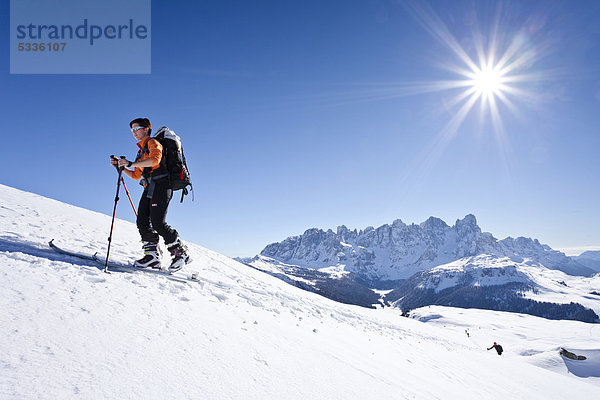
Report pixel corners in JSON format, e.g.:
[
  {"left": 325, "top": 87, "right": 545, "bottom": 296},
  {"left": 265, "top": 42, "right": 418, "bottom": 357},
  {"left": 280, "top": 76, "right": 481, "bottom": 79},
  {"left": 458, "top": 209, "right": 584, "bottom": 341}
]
[
  {"left": 212, "top": 292, "right": 228, "bottom": 302},
  {"left": 84, "top": 276, "right": 106, "bottom": 284}
]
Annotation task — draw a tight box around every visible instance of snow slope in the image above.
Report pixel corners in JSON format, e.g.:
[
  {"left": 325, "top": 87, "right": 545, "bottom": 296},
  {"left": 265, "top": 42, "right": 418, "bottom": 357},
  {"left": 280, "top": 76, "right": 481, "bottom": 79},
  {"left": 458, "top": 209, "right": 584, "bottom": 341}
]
[
  {"left": 386, "top": 254, "right": 600, "bottom": 321},
  {"left": 1, "top": 184, "right": 599, "bottom": 399},
  {"left": 410, "top": 306, "right": 600, "bottom": 386}
]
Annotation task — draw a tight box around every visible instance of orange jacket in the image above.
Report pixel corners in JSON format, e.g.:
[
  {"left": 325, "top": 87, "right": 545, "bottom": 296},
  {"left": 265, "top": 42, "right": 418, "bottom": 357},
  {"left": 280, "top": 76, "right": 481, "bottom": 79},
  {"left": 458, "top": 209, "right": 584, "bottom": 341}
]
[{"left": 131, "top": 136, "right": 163, "bottom": 181}]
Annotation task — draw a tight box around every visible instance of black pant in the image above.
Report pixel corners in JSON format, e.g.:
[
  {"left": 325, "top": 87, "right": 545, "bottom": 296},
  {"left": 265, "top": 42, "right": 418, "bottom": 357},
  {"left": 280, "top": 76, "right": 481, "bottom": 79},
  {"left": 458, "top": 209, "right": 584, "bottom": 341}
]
[{"left": 137, "top": 180, "right": 179, "bottom": 245}]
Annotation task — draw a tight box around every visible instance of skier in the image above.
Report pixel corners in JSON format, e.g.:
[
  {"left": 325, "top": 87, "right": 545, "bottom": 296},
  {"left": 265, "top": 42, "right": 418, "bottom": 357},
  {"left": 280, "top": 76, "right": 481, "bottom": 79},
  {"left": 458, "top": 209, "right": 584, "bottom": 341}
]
[
  {"left": 109, "top": 117, "right": 190, "bottom": 271},
  {"left": 487, "top": 342, "right": 503, "bottom": 355}
]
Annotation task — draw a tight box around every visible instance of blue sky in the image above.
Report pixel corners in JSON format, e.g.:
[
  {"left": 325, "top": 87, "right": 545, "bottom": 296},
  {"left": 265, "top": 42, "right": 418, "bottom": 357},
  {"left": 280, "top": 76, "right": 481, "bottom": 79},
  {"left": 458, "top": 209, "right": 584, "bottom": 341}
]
[{"left": 2, "top": 0, "right": 599, "bottom": 257}]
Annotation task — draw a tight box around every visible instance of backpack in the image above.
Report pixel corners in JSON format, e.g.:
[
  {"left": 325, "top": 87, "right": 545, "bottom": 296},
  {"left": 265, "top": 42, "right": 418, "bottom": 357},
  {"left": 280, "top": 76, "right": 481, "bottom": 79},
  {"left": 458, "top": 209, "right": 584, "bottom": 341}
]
[
  {"left": 496, "top": 345, "right": 503, "bottom": 355},
  {"left": 140, "top": 126, "right": 194, "bottom": 202}
]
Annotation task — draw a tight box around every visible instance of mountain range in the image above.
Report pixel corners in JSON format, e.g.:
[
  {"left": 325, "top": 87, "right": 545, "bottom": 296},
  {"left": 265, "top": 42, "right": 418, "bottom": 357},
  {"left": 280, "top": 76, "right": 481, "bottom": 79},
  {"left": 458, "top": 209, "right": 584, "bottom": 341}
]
[
  {"left": 259, "top": 214, "right": 596, "bottom": 281},
  {"left": 385, "top": 254, "right": 599, "bottom": 322},
  {"left": 245, "top": 215, "right": 600, "bottom": 322},
  {"left": 575, "top": 250, "right": 600, "bottom": 273}
]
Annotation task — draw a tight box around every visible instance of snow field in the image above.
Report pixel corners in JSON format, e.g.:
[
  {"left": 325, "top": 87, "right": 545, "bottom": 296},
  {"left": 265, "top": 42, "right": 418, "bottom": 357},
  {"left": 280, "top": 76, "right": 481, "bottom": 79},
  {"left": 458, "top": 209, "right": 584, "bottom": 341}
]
[
  {"left": 1, "top": 184, "right": 599, "bottom": 399},
  {"left": 410, "top": 306, "right": 600, "bottom": 385}
]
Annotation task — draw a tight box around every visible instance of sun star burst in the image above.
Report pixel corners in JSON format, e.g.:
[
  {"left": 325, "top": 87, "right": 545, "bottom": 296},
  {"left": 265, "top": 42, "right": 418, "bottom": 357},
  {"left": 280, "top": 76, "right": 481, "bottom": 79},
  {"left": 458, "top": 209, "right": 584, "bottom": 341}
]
[{"left": 471, "top": 65, "right": 504, "bottom": 97}]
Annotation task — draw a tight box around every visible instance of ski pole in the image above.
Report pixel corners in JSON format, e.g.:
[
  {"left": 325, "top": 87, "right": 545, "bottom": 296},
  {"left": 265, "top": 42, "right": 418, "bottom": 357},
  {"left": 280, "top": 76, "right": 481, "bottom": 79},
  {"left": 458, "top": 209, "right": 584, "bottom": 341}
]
[
  {"left": 120, "top": 178, "right": 137, "bottom": 217},
  {"left": 104, "top": 156, "right": 126, "bottom": 273}
]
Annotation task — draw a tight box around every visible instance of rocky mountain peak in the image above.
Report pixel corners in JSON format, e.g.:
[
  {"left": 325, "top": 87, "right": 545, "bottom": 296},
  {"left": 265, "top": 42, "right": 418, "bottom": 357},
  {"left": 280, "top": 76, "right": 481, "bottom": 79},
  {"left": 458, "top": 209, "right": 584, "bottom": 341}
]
[
  {"left": 392, "top": 219, "right": 406, "bottom": 229},
  {"left": 259, "top": 214, "right": 594, "bottom": 281},
  {"left": 454, "top": 214, "right": 480, "bottom": 234},
  {"left": 420, "top": 216, "right": 449, "bottom": 231}
]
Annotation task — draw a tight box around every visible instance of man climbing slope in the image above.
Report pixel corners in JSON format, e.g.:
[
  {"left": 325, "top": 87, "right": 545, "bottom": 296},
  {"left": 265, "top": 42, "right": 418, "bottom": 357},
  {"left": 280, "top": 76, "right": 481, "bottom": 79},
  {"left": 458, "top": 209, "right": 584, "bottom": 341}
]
[{"left": 109, "top": 117, "right": 190, "bottom": 272}]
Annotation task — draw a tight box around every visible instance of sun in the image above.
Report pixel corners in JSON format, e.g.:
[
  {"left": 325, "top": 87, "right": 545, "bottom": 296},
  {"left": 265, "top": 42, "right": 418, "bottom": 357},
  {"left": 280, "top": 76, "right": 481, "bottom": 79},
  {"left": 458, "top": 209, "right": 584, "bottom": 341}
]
[
  {"left": 385, "top": 1, "right": 551, "bottom": 185},
  {"left": 311, "top": 2, "right": 544, "bottom": 142},
  {"left": 471, "top": 65, "right": 504, "bottom": 97}
]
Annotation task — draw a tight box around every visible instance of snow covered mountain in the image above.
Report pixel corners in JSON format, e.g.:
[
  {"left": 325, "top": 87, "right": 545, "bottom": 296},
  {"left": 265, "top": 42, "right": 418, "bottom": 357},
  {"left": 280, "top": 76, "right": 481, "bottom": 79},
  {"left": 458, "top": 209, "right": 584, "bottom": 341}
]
[
  {"left": 259, "top": 214, "right": 594, "bottom": 281},
  {"left": 243, "top": 254, "right": 383, "bottom": 308},
  {"left": 386, "top": 254, "right": 600, "bottom": 322},
  {"left": 2, "top": 183, "right": 600, "bottom": 399},
  {"left": 246, "top": 252, "right": 600, "bottom": 322},
  {"left": 579, "top": 250, "right": 600, "bottom": 261},
  {"left": 250, "top": 216, "right": 599, "bottom": 321},
  {"left": 575, "top": 251, "right": 600, "bottom": 274}
]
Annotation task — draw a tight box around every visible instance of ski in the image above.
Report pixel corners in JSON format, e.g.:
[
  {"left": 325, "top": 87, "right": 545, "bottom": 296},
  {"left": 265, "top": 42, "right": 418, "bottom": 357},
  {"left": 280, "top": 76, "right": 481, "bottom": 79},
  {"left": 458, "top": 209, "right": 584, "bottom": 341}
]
[
  {"left": 48, "top": 239, "right": 198, "bottom": 284},
  {"left": 91, "top": 254, "right": 189, "bottom": 284},
  {"left": 49, "top": 239, "right": 98, "bottom": 261}
]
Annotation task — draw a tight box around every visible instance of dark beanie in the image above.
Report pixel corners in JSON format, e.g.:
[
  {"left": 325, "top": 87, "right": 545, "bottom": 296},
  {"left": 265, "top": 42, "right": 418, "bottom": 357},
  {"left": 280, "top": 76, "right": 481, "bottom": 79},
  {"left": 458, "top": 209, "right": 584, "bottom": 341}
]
[{"left": 129, "top": 118, "right": 152, "bottom": 135}]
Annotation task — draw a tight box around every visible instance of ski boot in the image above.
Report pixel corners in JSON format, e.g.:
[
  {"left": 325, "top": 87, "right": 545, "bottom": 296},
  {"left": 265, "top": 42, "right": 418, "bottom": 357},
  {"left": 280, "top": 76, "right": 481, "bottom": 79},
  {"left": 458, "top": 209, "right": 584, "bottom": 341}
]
[
  {"left": 134, "top": 241, "right": 162, "bottom": 269},
  {"left": 166, "top": 238, "right": 191, "bottom": 273}
]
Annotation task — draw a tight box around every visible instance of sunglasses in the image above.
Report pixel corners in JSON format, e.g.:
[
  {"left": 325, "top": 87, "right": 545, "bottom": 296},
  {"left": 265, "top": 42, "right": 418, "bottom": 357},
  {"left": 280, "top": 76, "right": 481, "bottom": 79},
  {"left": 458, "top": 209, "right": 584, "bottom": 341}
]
[{"left": 131, "top": 126, "right": 146, "bottom": 132}]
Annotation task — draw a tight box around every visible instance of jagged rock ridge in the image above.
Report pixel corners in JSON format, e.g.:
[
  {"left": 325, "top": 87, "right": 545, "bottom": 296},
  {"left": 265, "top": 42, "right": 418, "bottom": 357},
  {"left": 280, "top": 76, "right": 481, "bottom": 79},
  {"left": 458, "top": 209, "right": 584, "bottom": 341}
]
[{"left": 260, "top": 215, "right": 594, "bottom": 281}]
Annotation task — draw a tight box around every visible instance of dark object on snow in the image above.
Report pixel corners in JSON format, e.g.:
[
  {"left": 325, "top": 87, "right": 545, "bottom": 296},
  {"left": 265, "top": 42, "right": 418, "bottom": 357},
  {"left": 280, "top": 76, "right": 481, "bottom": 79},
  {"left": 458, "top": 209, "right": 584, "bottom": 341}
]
[
  {"left": 487, "top": 342, "right": 503, "bottom": 355},
  {"left": 560, "top": 348, "right": 587, "bottom": 360}
]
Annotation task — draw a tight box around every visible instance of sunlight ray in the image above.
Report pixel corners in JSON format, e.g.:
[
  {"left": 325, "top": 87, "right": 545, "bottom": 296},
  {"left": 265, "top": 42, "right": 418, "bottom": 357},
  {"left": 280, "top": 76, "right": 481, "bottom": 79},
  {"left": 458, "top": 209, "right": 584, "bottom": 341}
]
[
  {"left": 494, "top": 90, "right": 522, "bottom": 120},
  {"left": 403, "top": 1, "right": 479, "bottom": 72}
]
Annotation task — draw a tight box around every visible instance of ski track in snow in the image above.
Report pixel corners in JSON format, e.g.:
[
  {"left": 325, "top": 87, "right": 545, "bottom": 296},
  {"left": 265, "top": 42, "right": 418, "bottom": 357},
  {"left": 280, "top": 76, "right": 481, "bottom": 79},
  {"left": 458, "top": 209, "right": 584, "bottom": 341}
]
[{"left": 1, "top": 183, "right": 600, "bottom": 399}]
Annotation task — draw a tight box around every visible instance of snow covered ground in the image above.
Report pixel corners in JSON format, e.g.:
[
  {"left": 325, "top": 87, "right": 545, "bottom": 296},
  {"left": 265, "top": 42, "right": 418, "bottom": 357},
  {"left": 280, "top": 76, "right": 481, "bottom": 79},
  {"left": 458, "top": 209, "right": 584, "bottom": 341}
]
[
  {"left": 410, "top": 306, "right": 600, "bottom": 384},
  {"left": 1, "top": 184, "right": 599, "bottom": 399}
]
